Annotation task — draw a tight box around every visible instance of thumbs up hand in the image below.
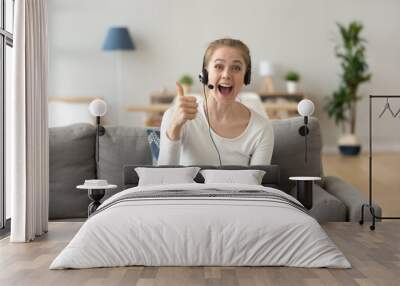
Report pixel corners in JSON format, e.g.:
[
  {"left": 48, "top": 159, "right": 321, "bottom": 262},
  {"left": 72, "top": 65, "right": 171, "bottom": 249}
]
[
  {"left": 167, "top": 82, "right": 198, "bottom": 140},
  {"left": 173, "top": 81, "right": 198, "bottom": 125}
]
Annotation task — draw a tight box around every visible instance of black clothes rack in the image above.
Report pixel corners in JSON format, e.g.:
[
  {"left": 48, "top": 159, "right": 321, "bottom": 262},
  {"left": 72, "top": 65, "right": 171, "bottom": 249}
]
[{"left": 360, "top": 95, "right": 400, "bottom": 230}]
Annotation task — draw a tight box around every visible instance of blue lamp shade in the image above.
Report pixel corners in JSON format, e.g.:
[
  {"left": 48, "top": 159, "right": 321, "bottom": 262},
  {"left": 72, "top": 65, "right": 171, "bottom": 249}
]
[{"left": 102, "top": 27, "right": 135, "bottom": 51}]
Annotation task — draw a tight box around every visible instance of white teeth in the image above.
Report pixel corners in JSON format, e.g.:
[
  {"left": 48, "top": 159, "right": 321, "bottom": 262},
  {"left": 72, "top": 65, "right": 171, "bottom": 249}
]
[{"left": 219, "top": 84, "right": 232, "bottom": 87}]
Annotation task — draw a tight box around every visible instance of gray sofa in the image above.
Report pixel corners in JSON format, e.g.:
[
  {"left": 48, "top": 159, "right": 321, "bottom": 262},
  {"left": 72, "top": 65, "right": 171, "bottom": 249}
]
[{"left": 49, "top": 117, "right": 381, "bottom": 222}]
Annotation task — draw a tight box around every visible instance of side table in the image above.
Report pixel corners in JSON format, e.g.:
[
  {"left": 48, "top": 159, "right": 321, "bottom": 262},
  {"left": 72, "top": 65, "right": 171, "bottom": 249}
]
[
  {"left": 289, "top": 177, "right": 321, "bottom": 210},
  {"left": 76, "top": 184, "right": 117, "bottom": 216}
]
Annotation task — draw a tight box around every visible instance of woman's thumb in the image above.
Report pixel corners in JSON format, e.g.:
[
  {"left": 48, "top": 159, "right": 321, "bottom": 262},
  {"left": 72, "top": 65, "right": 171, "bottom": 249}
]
[{"left": 176, "top": 81, "right": 184, "bottom": 97}]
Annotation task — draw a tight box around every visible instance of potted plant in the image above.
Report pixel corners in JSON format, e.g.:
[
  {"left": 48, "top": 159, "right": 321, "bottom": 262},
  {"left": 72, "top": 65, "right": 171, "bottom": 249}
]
[
  {"left": 285, "top": 71, "right": 300, "bottom": 94},
  {"left": 178, "top": 74, "right": 193, "bottom": 94},
  {"left": 325, "top": 21, "right": 372, "bottom": 156}
]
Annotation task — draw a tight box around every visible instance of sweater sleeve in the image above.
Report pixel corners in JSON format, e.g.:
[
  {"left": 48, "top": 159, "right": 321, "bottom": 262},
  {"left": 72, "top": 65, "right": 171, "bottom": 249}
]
[
  {"left": 250, "top": 120, "right": 274, "bottom": 165},
  {"left": 157, "top": 107, "right": 183, "bottom": 165}
]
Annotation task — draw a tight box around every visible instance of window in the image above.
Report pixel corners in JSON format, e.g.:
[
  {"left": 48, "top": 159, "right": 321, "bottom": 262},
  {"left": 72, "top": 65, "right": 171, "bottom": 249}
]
[{"left": 1, "top": 0, "right": 14, "bottom": 230}]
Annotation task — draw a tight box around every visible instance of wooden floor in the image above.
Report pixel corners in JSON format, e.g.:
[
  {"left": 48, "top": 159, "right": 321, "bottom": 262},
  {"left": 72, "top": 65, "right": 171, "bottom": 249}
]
[
  {"left": 322, "top": 152, "right": 400, "bottom": 217},
  {"left": 1, "top": 221, "right": 400, "bottom": 286}
]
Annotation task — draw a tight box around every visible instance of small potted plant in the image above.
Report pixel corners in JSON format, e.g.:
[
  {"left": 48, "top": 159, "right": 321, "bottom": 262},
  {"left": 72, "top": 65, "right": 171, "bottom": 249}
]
[
  {"left": 285, "top": 71, "right": 300, "bottom": 94},
  {"left": 325, "top": 21, "right": 372, "bottom": 156},
  {"left": 178, "top": 74, "right": 193, "bottom": 94}
]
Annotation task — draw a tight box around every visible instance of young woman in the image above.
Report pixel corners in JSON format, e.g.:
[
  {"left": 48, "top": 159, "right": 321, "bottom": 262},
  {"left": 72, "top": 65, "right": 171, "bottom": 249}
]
[{"left": 158, "top": 38, "right": 274, "bottom": 166}]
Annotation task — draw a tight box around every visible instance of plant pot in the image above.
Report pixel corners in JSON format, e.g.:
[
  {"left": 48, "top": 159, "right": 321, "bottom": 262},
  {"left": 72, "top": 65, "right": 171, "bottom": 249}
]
[
  {"left": 338, "top": 134, "right": 362, "bottom": 156},
  {"left": 286, "top": 81, "right": 297, "bottom": 94},
  {"left": 338, "top": 145, "right": 361, "bottom": 156}
]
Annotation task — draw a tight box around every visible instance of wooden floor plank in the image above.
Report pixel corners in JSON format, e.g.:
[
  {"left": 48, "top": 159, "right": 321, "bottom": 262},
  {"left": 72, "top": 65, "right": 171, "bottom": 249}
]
[{"left": 0, "top": 221, "right": 391, "bottom": 286}]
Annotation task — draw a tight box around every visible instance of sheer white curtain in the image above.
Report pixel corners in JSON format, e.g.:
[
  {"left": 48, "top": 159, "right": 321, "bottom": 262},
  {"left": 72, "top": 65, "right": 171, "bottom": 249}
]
[{"left": 9, "top": 0, "right": 49, "bottom": 242}]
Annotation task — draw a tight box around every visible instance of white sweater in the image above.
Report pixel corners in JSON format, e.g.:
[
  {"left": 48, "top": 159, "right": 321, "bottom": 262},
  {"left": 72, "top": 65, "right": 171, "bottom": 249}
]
[{"left": 158, "top": 99, "right": 274, "bottom": 166}]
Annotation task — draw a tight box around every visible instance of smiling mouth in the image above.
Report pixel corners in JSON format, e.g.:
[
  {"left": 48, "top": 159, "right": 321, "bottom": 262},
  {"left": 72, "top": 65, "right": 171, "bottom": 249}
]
[{"left": 218, "top": 85, "right": 233, "bottom": 96}]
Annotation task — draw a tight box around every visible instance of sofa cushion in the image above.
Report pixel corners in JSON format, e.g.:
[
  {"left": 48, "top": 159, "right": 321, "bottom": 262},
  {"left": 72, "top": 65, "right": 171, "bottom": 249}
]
[
  {"left": 290, "top": 183, "right": 347, "bottom": 222},
  {"left": 271, "top": 117, "right": 323, "bottom": 193},
  {"left": 49, "top": 123, "right": 95, "bottom": 219},
  {"left": 98, "top": 126, "right": 153, "bottom": 195}
]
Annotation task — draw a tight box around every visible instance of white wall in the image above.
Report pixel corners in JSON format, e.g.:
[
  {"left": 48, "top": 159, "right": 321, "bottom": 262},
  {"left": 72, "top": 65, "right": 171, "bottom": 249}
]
[{"left": 48, "top": 0, "right": 400, "bottom": 152}]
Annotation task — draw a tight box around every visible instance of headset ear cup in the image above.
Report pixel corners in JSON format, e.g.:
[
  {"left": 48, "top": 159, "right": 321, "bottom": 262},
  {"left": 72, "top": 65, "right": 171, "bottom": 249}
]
[
  {"left": 200, "top": 68, "right": 208, "bottom": 85},
  {"left": 244, "top": 68, "right": 251, "bottom": 85},
  {"left": 245, "top": 58, "right": 252, "bottom": 85}
]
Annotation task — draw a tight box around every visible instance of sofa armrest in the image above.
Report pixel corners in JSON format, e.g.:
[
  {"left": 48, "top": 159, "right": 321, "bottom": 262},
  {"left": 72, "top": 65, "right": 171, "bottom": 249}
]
[{"left": 322, "top": 176, "right": 382, "bottom": 222}]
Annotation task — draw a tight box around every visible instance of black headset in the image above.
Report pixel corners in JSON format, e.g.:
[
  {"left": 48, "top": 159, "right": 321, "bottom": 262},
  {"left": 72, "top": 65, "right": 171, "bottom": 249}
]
[{"left": 198, "top": 55, "right": 252, "bottom": 87}]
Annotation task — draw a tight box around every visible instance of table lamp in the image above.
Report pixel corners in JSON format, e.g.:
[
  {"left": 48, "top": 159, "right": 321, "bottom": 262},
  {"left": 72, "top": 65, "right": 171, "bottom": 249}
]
[
  {"left": 89, "top": 99, "right": 107, "bottom": 178},
  {"left": 297, "top": 99, "right": 315, "bottom": 163},
  {"left": 259, "top": 60, "right": 275, "bottom": 93},
  {"left": 102, "top": 27, "right": 135, "bottom": 125}
]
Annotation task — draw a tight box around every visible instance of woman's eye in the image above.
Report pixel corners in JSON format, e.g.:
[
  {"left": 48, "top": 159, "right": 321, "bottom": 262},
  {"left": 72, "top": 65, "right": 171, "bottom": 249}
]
[
  {"left": 232, "top": 66, "right": 241, "bottom": 72},
  {"left": 215, "top": 64, "right": 223, "bottom": 70}
]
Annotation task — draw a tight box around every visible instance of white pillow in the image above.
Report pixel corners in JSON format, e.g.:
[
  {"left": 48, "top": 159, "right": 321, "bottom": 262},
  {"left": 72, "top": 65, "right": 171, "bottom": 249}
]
[
  {"left": 200, "top": 169, "right": 266, "bottom": 185},
  {"left": 135, "top": 167, "right": 200, "bottom": 186}
]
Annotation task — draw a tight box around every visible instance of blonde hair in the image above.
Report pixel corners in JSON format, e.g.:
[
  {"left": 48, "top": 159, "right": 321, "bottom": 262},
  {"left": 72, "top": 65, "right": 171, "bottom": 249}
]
[{"left": 203, "top": 38, "right": 251, "bottom": 71}]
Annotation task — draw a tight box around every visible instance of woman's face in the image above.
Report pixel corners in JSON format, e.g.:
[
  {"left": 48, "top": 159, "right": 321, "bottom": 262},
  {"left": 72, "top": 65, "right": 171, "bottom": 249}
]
[{"left": 206, "top": 46, "right": 247, "bottom": 103}]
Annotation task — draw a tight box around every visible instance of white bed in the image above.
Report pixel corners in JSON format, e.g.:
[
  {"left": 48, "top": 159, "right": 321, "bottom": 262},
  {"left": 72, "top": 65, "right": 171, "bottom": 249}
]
[{"left": 50, "top": 183, "right": 351, "bottom": 269}]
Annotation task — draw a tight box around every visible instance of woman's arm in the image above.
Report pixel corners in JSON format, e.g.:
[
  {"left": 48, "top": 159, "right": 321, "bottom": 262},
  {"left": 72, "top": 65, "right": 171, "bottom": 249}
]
[
  {"left": 250, "top": 121, "right": 274, "bottom": 165},
  {"left": 158, "top": 82, "right": 198, "bottom": 165},
  {"left": 157, "top": 107, "right": 183, "bottom": 165}
]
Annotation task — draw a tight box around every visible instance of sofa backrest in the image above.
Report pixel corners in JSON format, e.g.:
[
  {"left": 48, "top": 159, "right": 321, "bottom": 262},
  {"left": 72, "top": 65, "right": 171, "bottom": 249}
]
[
  {"left": 271, "top": 117, "right": 323, "bottom": 192},
  {"left": 98, "top": 126, "right": 153, "bottom": 189},
  {"left": 49, "top": 123, "right": 95, "bottom": 219},
  {"left": 49, "top": 124, "right": 153, "bottom": 219},
  {"left": 99, "top": 117, "right": 323, "bottom": 193}
]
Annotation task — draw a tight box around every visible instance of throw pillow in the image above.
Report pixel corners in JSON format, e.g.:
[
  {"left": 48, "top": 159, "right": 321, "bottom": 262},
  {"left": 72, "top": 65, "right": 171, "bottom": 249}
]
[
  {"left": 135, "top": 166, "right": 200, "bottom": 186},
  {"left": 200, "top": 169, "right": 266, "bottom": 185},
  {"left": 146, "top": 129, "right": 160, "bottom": 165}
]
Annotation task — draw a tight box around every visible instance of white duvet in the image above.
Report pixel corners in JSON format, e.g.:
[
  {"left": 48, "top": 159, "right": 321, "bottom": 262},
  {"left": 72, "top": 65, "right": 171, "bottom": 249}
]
[{"left": 50, "top": 183, "right": 351, "bottom": 269}]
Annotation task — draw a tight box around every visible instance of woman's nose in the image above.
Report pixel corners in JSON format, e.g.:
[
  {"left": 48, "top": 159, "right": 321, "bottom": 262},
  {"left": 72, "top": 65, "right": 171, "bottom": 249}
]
[{"left": 222, "top": 68, "right": 231, "bottom": 79}]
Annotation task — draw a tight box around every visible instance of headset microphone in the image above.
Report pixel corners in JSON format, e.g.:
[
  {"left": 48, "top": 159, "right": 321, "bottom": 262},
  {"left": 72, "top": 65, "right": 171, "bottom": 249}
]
[{"left": 199, "top": 72, "right": 214, "bottom": 90}]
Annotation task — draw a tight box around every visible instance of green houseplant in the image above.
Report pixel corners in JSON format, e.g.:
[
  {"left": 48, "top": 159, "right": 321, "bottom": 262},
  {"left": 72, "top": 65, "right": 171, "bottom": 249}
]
[
  {"left": 325, "top": 21, "right": 372, "bottom": 155},
  {"left": 285, "top": 71, "right": 300, "bottom": 94},
  {"left": 179, "top": 74, "right": 193, "bottom": 94},
  {"left": 285, "top": 71, "right": 300, "bottom": 82}
]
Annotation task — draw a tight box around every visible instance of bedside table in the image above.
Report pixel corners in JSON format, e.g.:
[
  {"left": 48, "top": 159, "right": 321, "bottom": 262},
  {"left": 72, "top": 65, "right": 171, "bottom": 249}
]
[
  {"left": 289, "top": 177, "right": 321, "bottom": 210},
  {"left": 76, "top": 184, "right": 117, "bottom": 216}
]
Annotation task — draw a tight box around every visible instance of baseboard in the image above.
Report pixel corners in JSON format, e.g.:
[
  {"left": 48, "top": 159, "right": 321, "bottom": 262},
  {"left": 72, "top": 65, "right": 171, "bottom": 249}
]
[
  {"left": 50, "top": 218, "right": 87, "bottom": 222},
  {"left": 369, "top": 144, "right": 400, "bottom": 152},
  {"left": 322, "top": 143, "right": 400, "bottom": 155}
]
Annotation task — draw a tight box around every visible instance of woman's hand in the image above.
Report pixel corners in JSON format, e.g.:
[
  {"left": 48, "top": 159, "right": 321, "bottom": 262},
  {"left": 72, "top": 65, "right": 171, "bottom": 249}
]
[{"left": 167, "top": 82, "right": 198, "bottom": 140}]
